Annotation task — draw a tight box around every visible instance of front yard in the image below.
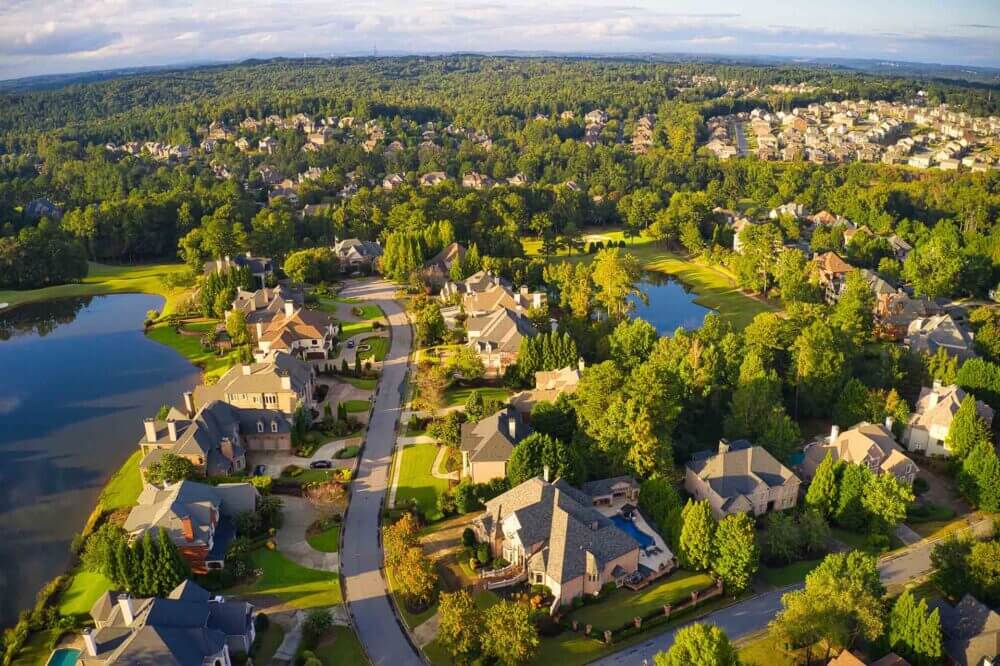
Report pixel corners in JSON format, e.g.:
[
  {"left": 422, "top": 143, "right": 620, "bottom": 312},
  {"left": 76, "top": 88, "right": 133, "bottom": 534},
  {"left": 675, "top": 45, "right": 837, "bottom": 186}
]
[
  {"left": 444, "top": 385, "right": 511, "bottom": 407},
  {"left": 567, "top": 570, "right": 715, "bottom": 630},
  {"left": 394, "top": 443, "right": 450, "bottom": 520},
  {"left": 232, "top": 548, "right": 342, "bottom": 609}
]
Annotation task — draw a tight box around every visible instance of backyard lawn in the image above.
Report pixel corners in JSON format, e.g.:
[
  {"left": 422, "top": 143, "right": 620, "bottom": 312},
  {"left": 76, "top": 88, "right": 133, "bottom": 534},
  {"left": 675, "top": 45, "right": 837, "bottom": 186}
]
[
  {"left": 0, "top": 261, "right": 192, "bottom": 315},
  {"left": 343, "top": 399, "right": 371, "bottom": 413},
  {"left": 232, "top": 548, "right": 342, "bottom": 609},
  {"left": 313, "top": 626, "right": 369, "bottom": 665},
  {"left": 358, "top": 336, "right": 389, "bottom": 362},
  {"left": 567, "top": 570, "right": 715, "bottom": 630},
  {"left": 13, "top": 627, "right": 63, "bottom": 665},
  {"left": 58, "top": 570, "right": 113, "bottom": 617},
  {"left": 146, "top": 320, "right": 239, "bottom": 381},
  {"left": 444, "top": 386, "right": 511, "bottom": 407},
  {"left": 394, "top": 443, "right": 450, "bottom": 520},
  {"left": 307, "top": 526, "right": 341, "bottom": 553}
]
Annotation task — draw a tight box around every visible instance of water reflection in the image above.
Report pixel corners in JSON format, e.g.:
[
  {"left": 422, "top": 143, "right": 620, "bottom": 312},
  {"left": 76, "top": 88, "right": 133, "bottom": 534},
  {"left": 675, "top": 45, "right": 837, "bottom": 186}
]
[{"left": 628, "top": 271, "right": 713, "bottom": 334}]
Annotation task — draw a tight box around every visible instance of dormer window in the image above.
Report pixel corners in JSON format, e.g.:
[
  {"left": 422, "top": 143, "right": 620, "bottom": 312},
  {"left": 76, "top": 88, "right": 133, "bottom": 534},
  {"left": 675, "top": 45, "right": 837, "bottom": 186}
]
[
  {"left": 257, "top": 421, "right": 264, "bottom": 433},
  {"left": 271, "top": 420, "right": 279, "bottom": 433}
]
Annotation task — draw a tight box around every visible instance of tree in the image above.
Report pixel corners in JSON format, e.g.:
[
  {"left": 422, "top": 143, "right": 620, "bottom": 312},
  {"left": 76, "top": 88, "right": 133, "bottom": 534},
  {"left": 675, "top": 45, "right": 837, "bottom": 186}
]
[
  {"left": 145, "top": 453, "right": 197, "bottom": 485},
  {"left": 902, "top": 219, "right": 964, "bottom": 298},
  {"left": 861, "top": 471, "right": 914, "bottom": 534},
  {"left": 960, "top": 439, "right": 1000, "bottom": 512},
  {"left": 283, "top": 247, "right": 338, "bottom": 284},
  {"left": 465, "top": 390, "right": 485, "bottom": 421},
  {"left": 792, "top": 320, "right": 846, "bottom": 418},
  {"left": 415, "top": 301, "right": 446, "bottom": 346},
  {"left": 713, "top": 513, "right": 759, "bottom": 595},
  {"left": 383, "top": 513, "right": 420, "bottom": 568},
  {"left": 725, "top": 351, "right": 783, "bottom": 440},
  {"left": 395, "top": 546, "right": 437, "bottom": 607},
  {"left": 761, "top": 512, "right": 800, "bottom": 564},
  {"left": 437, "top": 590, "right": 482, "bottom": 660},
  {"left": 888, "top": 591, "right": 943, "bottom": 666},
  {"left": 154, "top": 527, "right": 190, "bottom": 595},
  {"left": 507, "top": 432, "right": 579, "bottom": 485},
  {"left": 831, "top": 270, "right": 875, "bottom": 345},
  {"left": 834, "top": 463, "right": 871, "bottom": 530},
  {"left": 302, "top": 609, "right": 333, "bottom": 642},
  {"left": 638, "top": 478, "right": 682, "bottom": 538},
  {"left": 415, "top": 363, "right": 448, "bottom": 414},
  {"left": 947, "top": 394, "right": 991, "bottom": 459},
  {"left": 833, "top": 378, "right": 871, "bottom": 428},
  {"left": 225, "top": 309, "right": 249, "bottom": 346},
  {"left": 608, "top": 318, "right": 659, "bottom": 372},
  {"left": 805, "top": 452, "right": 842, "bottom": 519},
  {"left": 448, "top": 345, "right": 485, "bottom": 382},
  {"left": 967, "top": 541, "right": 1000, "bottom": 605},
  {"left": 931, "top": 536, "right": 973, "bottom": 600},
  {"left": 654, "top": 623, "right": 739, "bottom": 666},
  {"left": 798, "top": 509, "right": 831, "bottom": 557},
  {"left": 529, "top": 395, "right": 577, "bottom": 442},
  {"left": 734, "top": 223, "right": 781, "bottom": 294},
  {"left": 81, "top": 523, "right": 129, "bottom": 584},
  {"left": 776, "top": 249, "right": 820, "bottom": 304},
  {"left": 679, "top": 499, "right": 716, "bottom": 571},
  {"left": 591, "top": 247, "right": 643, "bottom": 320},
  {"left": 481, "top": 600, "right": 539, "bottom": 666}
]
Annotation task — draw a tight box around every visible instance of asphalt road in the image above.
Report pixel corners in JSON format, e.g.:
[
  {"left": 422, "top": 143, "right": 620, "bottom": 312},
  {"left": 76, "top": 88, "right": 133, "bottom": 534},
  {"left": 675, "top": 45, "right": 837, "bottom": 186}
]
[
  {"left": 592, "top": 518, "right": 993, "bottom": 666},
  {"left": 339, "top": 278, "right": 424, "bottom": 666}
]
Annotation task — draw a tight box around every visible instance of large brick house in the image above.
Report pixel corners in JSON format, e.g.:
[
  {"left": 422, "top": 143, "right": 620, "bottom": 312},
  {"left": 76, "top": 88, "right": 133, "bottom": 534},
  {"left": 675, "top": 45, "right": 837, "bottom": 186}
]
[
  {"left": 803, "top": 422, "right": 918, "bottom": 484},
  {"left": 685, "top": 439, "right": 800, "bottom": 519},
  {"left": 191, "top": 351, "right": 315, "bottom": 416},
  {"left": 466, "top": 307, "right": 536, "bottom": 376}
]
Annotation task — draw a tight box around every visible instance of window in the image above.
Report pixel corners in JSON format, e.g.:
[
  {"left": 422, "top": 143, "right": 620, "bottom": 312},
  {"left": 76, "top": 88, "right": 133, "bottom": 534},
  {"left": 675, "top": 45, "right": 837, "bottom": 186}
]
[
  {"left": 271, "top": 420, "right": 279, "bottom": 433},
  {"left": 257, "top": 421, "right": 264, "bottom": 433}
]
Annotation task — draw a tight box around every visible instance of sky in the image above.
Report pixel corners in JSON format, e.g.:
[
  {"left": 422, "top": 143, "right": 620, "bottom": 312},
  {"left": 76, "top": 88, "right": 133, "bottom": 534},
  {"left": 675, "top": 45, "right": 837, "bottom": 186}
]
[{"left": 1, "top": 0, "right": 998, "bottom": 81}]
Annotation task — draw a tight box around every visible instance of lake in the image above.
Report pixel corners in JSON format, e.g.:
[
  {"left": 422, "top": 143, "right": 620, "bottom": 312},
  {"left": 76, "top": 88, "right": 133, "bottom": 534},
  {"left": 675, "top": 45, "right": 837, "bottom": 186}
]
[
  {"left": 629, "top": 271, "right": 713, "bottom": 334},
  {"left": 0, "top": 294, "right": 198, "bottom": 626}
]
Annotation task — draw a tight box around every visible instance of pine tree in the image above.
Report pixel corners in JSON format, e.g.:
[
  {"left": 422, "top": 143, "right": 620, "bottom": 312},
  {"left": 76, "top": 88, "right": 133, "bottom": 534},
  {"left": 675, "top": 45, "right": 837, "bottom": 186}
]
[
  {"left": 834, "top": 463, "right": 871, "bottom": 530},
  {"left": 805, "top": 452, "right": 841, "bottom": 518},
  {"left": 679, "top": 500, "right": 716, "bottom": 571},
  {"left": 889, "top": 590, "right": 942, "bottom": 665},
  {"left": 465, "top": 390, "right": 484, "bottom": 421},
  {"left": 140, "top": 531, "right": 157, "bottom": 596},
  {"left": 156, "top": 528, "right": 189, "bottom": 595},
  {"left": 947, "top": 394, "right": 990, "bottom": 459},
  {"left": 114, "top": 539, "right": 134, "bottom": 592},
  {"left": 338, "top": 401, "right": 348, "bottom": 422}
]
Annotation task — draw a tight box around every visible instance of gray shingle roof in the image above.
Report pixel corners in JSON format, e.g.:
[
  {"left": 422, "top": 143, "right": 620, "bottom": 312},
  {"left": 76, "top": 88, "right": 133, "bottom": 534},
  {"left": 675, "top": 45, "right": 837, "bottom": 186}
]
[{"left": 460, "top": 407, "right": 527, "bottom": 463}]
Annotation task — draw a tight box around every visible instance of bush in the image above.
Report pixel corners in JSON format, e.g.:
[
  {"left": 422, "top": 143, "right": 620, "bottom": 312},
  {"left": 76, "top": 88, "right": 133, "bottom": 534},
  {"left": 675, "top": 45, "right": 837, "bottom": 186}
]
[
  {"left": 462, "top": 527, "right": 476, "bottom": 548},
  {"left": 913, "top": 477, "right": 929, "bottom": 494},
  {"left": 476, "top": 544, "right": 490, "bottom": 565},
  {"left": 254, "top": 612, "right": 270, "bottom": 632},
  {"left": 302, "top": 608, "right": 333, "bottom": 643},
  {"left": 865, "top": 533, "right": 890, "bottom": 552}
]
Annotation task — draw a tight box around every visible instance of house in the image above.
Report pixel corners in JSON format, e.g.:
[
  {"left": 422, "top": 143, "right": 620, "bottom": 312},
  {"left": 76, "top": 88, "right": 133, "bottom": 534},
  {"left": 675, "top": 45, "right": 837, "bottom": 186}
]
[
  {"left": 333, "top": 238, "right": 383, "bottom": 271},
  {"left": 123, "top": 480, "right": 257, "bottom": 573},
  {"left": 255, "top": 304, "right": 337, "bottom": 360},
  {"left": 929, "top": 594, "right": 1000, "bottom": 666},
  {"left": 685, "top": 439, "right": 801, "bottom": 519},
  {"left": 259, "top": 136, "right": 277, "bottom": 154},
  {"left": 814, "top": 252, "right": 854, "bottom": 303},
  {"left": 138, "top": 400, "right": 292, "bottom": 477},
  {"left": 888, "top": 235, "right": 913, "bottom": 262},
  {"left": 24, "top": 197, "right": 62, "bottom": 220},
  {"left": 904, "top": 382, "right": 995, "bottom": 457},
  {"left": 462, "top": 171, "right": 494, "bottom": 189},
  {"left": 79, "top": 579, "right": 255, "bottom": 664},
  {"left": 421, "top": 242, "right": 467, "bottom": 288},
  {"left": 803, "top": 422, "right": 918, "bottom": 484},
  {"left": 419, "top": 171, "right": 449, "bottom": 186},
  {"left": 232, "top": 284, "right": 304, "bottom": 337},
  {"left": 875, "top": 292, "right": 942, "bottom": 340},
  {"left": 466, "top": 307, "right": 536, "bottom": 376},
  {"left": 510, "top": 364, "right": 583, "bottom": 416},
  {"left": 580, "top": 476, "right": 639, "bottom": 508},
  {"left": 860, "top": 269, "right": 898, "bottom": 298},
  {"left": 828, "top": 650, "right": 911, "bottom": 666},
  {"left": 462, "top": 283, "right": 547, "bottom": 317},
  {"left": 191, "top": 351, "right": 315, "bottom": 416},
  {"left": 204, "top": 253, "right": 274, "bottom": 289},
  {"left": 472, "top": 474, "right": 643, "bottom": 608},
  {"left": 460, "top": 407, "right": 529, "bottom": 483},
  {"left": 382, "top": 173, "right": 405, "bottom": 190},
  {"left": 906, "top": 314, "right": 977, "bottom": 360},
  {"left": 439, "top": 270, "right": 509, "bottom": 302}
]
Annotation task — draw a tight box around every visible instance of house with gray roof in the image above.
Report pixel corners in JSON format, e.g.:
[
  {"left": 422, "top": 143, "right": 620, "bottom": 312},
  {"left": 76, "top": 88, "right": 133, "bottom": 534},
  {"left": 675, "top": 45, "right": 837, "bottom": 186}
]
[
  {"left": 333, "top": 238, "right": 382, "bottom": 271},
  {"left": 466, "top": 307, "right": 536, "bottom": 376},
  {"left": 80, "top": 579, "right": 255, "bottom": 665},
  {"left": 231, "top": 285, "right": 304, "bottom": 339},
  {"left": 123, "top": 480, "right": 257, "bottom": 573},
  {"left": 191, "top": 350, "right": 314, "bottom": 417},
  {"left": 929, "top": 594, "right": 1000, "bottom": 666},
  {"left": 460, "top": 407, "right": 529, "bottom": 483},
  {"left": 685, "top": 439, "right": 800, "bottom": 519},
  {"left": 138, "top": 400, "right": 291, "bottom": 478},
  {"left": 472, "top": 474, "right": 643, "bottom": 609},
  {"left": 204, "top": 252, "right": 274, "bottom": 288},
  {"left": 906, "top": 313, "right": 977, "bottom": 361},
  {"left": 904, "top": 381, "right": 995, "bottom": 457}
]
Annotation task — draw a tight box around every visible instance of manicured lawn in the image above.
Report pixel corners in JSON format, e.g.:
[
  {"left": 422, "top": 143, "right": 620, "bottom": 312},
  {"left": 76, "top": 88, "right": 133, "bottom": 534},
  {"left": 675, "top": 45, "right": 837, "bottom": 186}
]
[
  {"left": 759, "top": 559, "right": 822, "bottom": 588},
  {"left": 0, "top": 261, "right": 192, "bottom": 315},
  {"left": 444, "top": 386, "right": 511, "bottom": 407},
  {"left": 13, "top": 627, "right": 63, "bottom": 665},
  {"left": 58, "top": 570, "right": 113, "bottom": 617},
  {"left": 358, "top": 336, "right": 389, "bottom": 362},
  {"left": 344, "top": 399, "right": 371, "bottom": 413},
  {"left": 394, "top": 443, "right": 450, "bottom": 520},
  {"left": 341, "top": 320, "right": 375, "bottom": 336},
  {"left": 307, "top": 527, "right": 341, "bottom": 553},
  {"left": 281, "top": 465, "right": 333, "bottom": 485},
  {"left": 233, "top": 548, "right": 341, "bottom": 609},
  {"left": 335, "top": 375, "right": 378, "bottom": 390},
  {"left": 568, "top": 570, "right": 715, "bottom": 630},
  {"left": 313, "top": 626, "right": 369, "bottom": 665},
  {"left": 386, "top": 568, "right": 439, "bottom": 628},
  {"left": 738, "top": 631, "right": 829, "bottom": 666},
  {"left": 338, "top": 300, "right": 383, "bottom": 320},
  {"left": 251, "top": 622, "right": 285, "bottom": 664},
  {"left": 335, "top": 445, "right": 360, "bottom": 459},
  {"left": 146, "top": 320, "right": 239, "bottom": 381},
  {"left": 831, "top": 528, "right": 884, "bottom": 554},
  {"left": 98, "top": 449, "right": 144, "bottom": 511}
]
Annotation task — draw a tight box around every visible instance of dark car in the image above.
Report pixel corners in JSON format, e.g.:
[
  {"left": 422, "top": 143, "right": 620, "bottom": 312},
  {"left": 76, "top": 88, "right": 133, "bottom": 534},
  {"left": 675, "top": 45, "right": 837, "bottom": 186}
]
[
  {"left": 252, "top": 464, "right": 267, "bottom": 476},
  {"left": 347, "top": 340, "right": 355, "bottom": 349},
  {"left": 310, "top": 460, "right": 333, "bottom": 469}
]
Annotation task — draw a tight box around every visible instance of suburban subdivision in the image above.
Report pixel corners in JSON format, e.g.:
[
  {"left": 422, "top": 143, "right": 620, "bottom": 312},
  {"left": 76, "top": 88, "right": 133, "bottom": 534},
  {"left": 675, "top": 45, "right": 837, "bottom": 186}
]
[{"left": 2, "top": 35, "right": 1000, "bottom": 666}]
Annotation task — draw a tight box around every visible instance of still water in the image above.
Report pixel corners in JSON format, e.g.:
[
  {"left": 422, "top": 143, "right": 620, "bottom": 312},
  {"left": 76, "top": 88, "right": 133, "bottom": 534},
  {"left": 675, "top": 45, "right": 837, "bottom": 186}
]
[
  {"left": 0, "top": 294, "right": 197, "bottom": 625},
  {"left": 629, "top": 271, "right": 713, "bottom": 334}
]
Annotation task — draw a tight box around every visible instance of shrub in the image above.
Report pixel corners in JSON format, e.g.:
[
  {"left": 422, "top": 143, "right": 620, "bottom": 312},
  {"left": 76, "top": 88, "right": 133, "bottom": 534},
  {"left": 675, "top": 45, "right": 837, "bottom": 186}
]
[
  {"left": 462, "top": 527, "right": 476, "bottom": 548},
  {"left": 302, "top": 608, "right": 333, "bottom": 643},
  {"left": 476, "top": 544, "right": 490, "bottom": 565}
]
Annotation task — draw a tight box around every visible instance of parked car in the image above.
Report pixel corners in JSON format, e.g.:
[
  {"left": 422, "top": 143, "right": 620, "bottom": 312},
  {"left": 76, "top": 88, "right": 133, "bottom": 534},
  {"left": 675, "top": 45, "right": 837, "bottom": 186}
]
[
  {"left": 347, "top": 340, "right": 355, "bottom": 349},
  {"left": 252, "top": 464, "right": 267, "bottom": 476},
  {"left": 310, "top": 460, "right": 333, "bottom": 469}
]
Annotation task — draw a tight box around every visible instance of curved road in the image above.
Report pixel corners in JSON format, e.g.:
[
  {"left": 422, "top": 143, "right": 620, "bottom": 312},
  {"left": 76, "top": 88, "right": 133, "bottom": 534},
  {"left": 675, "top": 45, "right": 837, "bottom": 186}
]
[{"left": 339, "top": 278, "right": 423, "bottom": 666}]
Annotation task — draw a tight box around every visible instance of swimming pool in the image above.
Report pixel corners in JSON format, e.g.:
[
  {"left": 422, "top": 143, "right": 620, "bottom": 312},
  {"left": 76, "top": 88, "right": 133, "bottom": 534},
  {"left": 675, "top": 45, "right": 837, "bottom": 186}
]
[
  {"left": 46, "top": 648, "right": 81, "bottom": 666},
  {"left": 611, "top": 515, "right": 654, "bottom": 549}
]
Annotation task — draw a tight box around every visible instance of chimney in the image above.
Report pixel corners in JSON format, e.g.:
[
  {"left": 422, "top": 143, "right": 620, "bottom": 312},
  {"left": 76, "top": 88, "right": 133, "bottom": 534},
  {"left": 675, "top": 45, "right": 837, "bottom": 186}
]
[
  {"left": 118, "top": 595, "right": 136, "bottom": 626},
  {"left": 830, "top": 424, "right": 840, "bottom": 442},
  {"left": 256, "top": 322, "right": 264, "bottom": 339},
  {"left": 284, "top": 302, "right": 295, "bottom": 317},
  {"left": 220, "top": 437, "right": 235, "bottom": 462},
  {"left": 180, "top": 515, "right": 195, "bottom": 542},
  {"left": 280, "top": 372, "right": 292, "bottom": 390},
  {"left": 183, "top": 391, "right": 195, "bottom": 417},
  {"left": 507, "top": 413, "right": 518, "bottom": 440},
  {"left": 718, "top": 438, "right": 731, "bottom": 454},
  {"left": 242, "top": 364, "right": 253, "bottom": 375},
  {"left": 166, "top": 420, "right": 178, "bottom": 442},
  {"left": 143, "top": 418, "right": 157, "bottom": 442},
  {"left": 543, "top": 464, "right": 551, "bottom": 483},
  {"left": 885, "top": 416, "right": 894, "bottom": 432},
  {"left": 83, "top": 628, "right": 98, "bottom": 657}
]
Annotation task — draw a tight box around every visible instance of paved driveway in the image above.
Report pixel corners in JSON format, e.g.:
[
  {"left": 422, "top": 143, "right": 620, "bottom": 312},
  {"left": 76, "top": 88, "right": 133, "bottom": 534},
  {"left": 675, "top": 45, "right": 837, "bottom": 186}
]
[{"left": 338, "top": 278, "right": 423, "bottom": 666}]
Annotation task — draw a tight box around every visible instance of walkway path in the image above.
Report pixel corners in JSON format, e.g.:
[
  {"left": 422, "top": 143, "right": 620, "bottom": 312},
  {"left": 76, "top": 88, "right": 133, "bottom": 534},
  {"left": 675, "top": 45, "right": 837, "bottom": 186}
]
[
  {"left": 430, "top": 443, "right": 458, "bottom": 481},
  {"left": 592, "top": 516, "right": 995, "bottom": 665},
  {"left": 338, "top": 278, "right": 423, "bottom": 666}
]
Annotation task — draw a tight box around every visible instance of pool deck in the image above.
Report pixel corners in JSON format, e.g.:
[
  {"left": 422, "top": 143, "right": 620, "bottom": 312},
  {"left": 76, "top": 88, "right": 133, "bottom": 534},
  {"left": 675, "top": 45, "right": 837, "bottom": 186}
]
[{"left": 596, "top": 504, "right": 676, "bottom": 573}]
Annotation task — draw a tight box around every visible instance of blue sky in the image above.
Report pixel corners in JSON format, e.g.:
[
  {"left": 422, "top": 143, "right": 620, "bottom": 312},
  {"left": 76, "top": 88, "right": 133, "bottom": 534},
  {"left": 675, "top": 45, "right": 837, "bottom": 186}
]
[{"left": 0, "top": 0, "right": 998, "bottom": 80}]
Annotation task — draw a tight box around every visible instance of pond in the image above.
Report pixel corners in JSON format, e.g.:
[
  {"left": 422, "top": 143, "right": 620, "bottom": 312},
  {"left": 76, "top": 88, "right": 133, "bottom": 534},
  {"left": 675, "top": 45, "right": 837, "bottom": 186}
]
[
  {"left": 0, "top": 294, "right": 198, "bottom": 626},
  {"left": 628, "top": 271, "right": 713, "bottom": 334}
]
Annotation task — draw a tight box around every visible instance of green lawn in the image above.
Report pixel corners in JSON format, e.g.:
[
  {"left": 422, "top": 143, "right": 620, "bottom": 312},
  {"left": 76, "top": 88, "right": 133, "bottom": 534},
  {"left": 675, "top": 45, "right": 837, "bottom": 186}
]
[
  {"left": 232, "top": 548, "right": 341, "bottom": 609},
  {"left": 335, "top": 375, "right": 378, "bottom": 390},
  {"left": 251, "top": 622, "right": 286, "bottom": 664},
  {"left": 444, "top": 386, "right": 511, "bottom": 407},
  {"left": 98, "top": 449, "right": 144, "bottom": 511},
  {"left": 568, "top": 570, "right": 715, "bottom": 630},
  {"left": 358, "top": 336, "right": 389, "bottom": 362},
  {"left": 340, "top": 301, "right": 383, "bottom": 320},
  {"left": 831, "top": 528, "right": 886, "bottom": 554},
  {"left": 0, "top": 261, "right": 192, "bottom": 315},
  {"left": 13, "top": 627, "right": 63, "bottom": 665},
  {"left": 307, "top": 527, "right": 341, "bottom": 553},
  {"left": 759, "top": 559, "right": 823, "bottom": 588},
  {"left": 146, "top": 320, "right": 239, "bottom": 381},
  {"left": 335, "top": 445, "right": 360, "bottom": 459},
  {"left": 386, "top": 568, "right": 439, "bottom": 628},
  {"left": 394, "top": 443, "right": 450, "bottom": 520},
  {"left": 738, "top": 631, "right": 829, "bottom": 666},
  {"left": 313, "top": 626, "right": 369, "bottom": 665},
  {"left": 344, "top": 399, "right": 371, "bottom": 413},
  {"left": 341, "top": 320, "right": 375, "bottom": 336},
  {"left": 58, "top": 570, "right": 113, "bottom": 617}
]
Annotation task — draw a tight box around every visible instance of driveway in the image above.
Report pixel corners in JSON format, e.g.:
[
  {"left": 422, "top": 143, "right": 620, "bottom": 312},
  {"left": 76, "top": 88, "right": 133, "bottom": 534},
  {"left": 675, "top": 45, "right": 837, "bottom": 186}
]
[
  {"left": 338, "top": 278, "right": 423, "bottom": 666},
  {"left": 275, "top": 496, "right": 340, "bottom": 572}
]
